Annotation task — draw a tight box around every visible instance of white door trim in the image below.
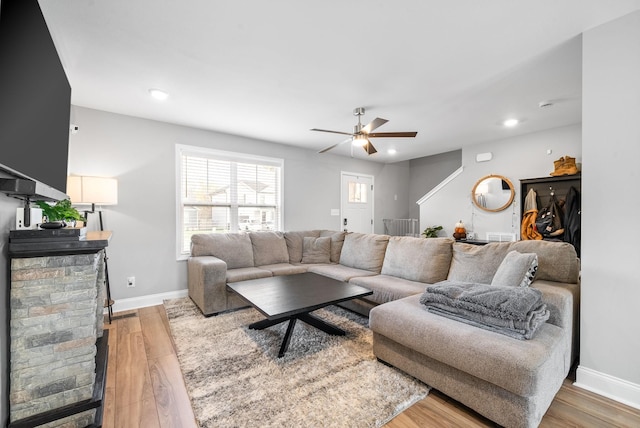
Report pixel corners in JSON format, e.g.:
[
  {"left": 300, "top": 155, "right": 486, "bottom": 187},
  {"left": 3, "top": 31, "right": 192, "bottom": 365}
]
[{"left": 340, "top": 171, "right": 375, "bottom": 233}]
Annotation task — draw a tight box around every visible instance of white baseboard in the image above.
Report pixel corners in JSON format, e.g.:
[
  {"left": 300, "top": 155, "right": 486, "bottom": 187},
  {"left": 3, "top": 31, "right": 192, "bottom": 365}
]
[
  {"left": 575, "top": 365, "right": 640, "bottom": 410},
  {"left": 106, "top": 289, "right": 189, "bottom": 314}
]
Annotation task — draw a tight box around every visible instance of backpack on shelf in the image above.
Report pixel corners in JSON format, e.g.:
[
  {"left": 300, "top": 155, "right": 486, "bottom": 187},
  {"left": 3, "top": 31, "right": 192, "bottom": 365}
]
[{"left": 535, "top": 193, "right": 564, "bottom": 239}]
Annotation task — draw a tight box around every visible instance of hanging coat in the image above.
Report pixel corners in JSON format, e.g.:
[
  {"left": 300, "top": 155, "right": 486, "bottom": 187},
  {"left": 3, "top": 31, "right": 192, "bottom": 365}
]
[
  {"left": 521, "top": 188, "right": 543, "bottom": 240},
  {"left": 563, "top": 186, "right": 581, "bottom": 257}
]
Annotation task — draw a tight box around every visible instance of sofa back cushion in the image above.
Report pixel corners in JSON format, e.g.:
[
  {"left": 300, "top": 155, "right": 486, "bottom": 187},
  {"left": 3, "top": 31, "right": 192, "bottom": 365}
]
[
  {"left": 510, "top": 240, "right": 579, "bottom": 283},
  {"left": 448, "top": 240, "right": 580, "bottom": 285},
  {"left": 301, "top": 236, "right": 331, "bottom": 264},
  {"left": 339, "top": 233, "right": 390, "bottom": 273},
  {"left": 382, "top": 237, "right": 454, "bottom": 283},
  {"left": 284, "top": 230, "right": 321, "bottom": 263},
  {"left": 190, "top": 233, "right": 254, "bottom": 269},
  {"left": 447, "top": 242, "right": 512, "bottom": 284},
  {"left": 319, "top": 230, "right": 347, "bottom": 263},
  {"left": 250, "top": 231, "right": 290, "bottom": 266}
]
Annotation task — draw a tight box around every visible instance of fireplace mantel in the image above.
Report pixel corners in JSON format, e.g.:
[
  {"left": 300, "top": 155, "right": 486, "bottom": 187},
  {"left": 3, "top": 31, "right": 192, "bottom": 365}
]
[{"left": 9, "top": 230, "right": 112, "bottom": 257}]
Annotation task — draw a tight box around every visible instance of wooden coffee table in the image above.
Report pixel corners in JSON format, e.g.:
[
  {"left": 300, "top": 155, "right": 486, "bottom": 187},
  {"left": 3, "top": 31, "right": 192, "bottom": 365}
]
[{"left": 227, "top": 272, "right": 372, "bottom": 357}]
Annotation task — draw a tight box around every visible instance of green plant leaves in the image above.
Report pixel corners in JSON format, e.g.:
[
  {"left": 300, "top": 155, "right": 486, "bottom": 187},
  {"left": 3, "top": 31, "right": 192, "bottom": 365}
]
[
  {"left": 422, "top": 225, "right": 443, "bottom": 238},
  {"left": 35, "top": 199, "right": 83, "bottom": 222}
]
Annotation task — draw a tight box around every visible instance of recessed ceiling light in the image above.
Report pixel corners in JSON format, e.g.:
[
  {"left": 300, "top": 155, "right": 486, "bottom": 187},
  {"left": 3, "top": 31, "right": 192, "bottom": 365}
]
[
  {"left": 387, "top": 149, "right": 397, "bottom": 155},
  {"left": 149, "top": 88, "right": 169, "bottom": 100},
  {"left": 503, "top": 118, "right": 519, "bottom": 127}
]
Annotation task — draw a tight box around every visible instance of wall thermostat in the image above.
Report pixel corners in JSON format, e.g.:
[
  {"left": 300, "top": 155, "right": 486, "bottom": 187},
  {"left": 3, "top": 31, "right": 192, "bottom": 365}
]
[{"left": 476, "top": 152, "right": 492, "bottom": 162}]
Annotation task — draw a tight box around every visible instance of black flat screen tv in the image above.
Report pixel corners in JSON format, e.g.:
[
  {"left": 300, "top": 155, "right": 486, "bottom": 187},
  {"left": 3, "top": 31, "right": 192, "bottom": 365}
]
[{"left": 0, "top": 0, "right": 71, "bottom": 197}]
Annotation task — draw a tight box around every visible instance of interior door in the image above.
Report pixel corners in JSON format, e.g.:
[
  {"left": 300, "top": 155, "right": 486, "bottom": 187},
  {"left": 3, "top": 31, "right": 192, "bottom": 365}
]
[{"left": 341, "top": 172, "right": 374, "bottom": 233}]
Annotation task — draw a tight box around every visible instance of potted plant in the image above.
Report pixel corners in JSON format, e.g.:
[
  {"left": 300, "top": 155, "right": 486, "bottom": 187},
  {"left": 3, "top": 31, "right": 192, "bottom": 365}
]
[
  {"left": 35, "top": 199, "right": 84, "bottom": 229},
  {"left": 422, "top": 225, "right": 443, "bottom": 238}
]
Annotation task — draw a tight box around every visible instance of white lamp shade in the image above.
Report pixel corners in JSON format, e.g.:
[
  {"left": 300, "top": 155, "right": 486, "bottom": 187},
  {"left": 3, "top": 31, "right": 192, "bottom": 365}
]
[{"left": 67, "top": 176, "right": 118, "bottom": 205}]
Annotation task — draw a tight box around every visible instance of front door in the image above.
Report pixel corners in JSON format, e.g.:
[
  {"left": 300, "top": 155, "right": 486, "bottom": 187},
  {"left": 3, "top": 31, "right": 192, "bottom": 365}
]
[{"left": 341, "top": 172, "right": 374, "bottom": 233}]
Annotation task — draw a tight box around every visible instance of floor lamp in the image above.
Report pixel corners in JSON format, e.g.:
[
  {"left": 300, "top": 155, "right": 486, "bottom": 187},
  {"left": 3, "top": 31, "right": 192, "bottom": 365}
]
[{"left": 67, "top": 175, "right": 118, "bottom": 323}]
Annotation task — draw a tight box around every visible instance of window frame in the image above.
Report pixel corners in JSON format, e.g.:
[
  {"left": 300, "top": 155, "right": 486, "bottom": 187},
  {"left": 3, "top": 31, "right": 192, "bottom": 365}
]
[{"left": 175, "top": 144, "right": 284, "bottom": 260}]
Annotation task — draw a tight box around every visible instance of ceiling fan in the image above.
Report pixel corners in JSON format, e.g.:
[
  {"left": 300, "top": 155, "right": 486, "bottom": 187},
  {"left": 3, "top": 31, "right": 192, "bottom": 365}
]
[{"left": 311, "top": 107, "right": 417, "bottom": 155}]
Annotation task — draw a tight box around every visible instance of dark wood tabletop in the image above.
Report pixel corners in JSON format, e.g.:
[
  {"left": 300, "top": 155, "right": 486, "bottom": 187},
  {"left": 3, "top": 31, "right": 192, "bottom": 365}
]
[{"left": 227, "top": 272, "right": 372, "bottom": 320}]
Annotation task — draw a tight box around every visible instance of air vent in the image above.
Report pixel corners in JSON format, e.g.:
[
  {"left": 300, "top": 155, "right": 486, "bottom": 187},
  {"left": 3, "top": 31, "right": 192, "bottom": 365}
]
[{"left": 486, "top": 232, "right": 516, "bottom": 242}]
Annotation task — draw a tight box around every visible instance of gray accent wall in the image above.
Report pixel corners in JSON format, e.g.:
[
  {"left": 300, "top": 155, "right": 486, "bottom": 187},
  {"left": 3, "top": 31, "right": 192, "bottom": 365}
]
[
  {"left": 67, "top": 106, "right": 410, "bottom": 302},
  {"left": 409, "top": 150, "right": 462, "bottom": 219},
  {"left": 580, "top": 10, "right": 640, "bottom": 390}
]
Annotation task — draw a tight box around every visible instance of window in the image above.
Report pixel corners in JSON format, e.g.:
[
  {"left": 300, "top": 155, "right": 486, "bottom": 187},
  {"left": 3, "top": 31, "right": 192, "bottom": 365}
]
[
  {"left": 176, "top": 145, "right": 283, "bottom": 258},
  {"left": 348, "top": 181, "right": 367, "bottom": 203}
]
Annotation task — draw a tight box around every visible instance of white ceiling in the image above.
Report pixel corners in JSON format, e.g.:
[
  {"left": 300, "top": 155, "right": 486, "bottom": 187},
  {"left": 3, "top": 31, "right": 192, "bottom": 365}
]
[{"left": 39, "top": 0, "right": 640, "bottom": 163}]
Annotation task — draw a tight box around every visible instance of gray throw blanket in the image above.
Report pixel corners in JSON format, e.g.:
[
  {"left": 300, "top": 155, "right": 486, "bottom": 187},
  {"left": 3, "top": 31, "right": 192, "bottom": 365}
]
[{"left": 420, "top": 281, "right": 550, "bottom": 340}]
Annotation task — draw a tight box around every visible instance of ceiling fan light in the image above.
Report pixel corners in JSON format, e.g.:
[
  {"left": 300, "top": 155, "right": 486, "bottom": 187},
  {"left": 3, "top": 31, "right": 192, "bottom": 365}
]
[{"left": 352, "top": 135, "right": 368, "bottom": 147}]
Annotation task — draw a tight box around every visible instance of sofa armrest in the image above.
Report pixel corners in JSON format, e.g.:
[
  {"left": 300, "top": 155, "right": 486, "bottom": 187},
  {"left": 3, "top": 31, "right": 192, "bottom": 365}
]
[
  {"left": 533, "top": 279, "right": 580, "bottom": 366},
  {"left": 187, "top": 256, "right": 228, "bottom": 316}
]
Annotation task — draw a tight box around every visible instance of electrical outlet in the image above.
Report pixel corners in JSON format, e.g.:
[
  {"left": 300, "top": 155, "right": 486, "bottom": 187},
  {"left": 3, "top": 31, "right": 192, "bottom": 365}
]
[{"left": 127, "top": 276, "right": 136, "bottom": 287}]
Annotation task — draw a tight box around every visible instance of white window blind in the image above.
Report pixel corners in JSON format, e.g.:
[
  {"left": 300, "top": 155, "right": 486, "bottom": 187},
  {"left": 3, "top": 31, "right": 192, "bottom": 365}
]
[{"left": 176, "top": 145, "right": 283, "bottom": 257}]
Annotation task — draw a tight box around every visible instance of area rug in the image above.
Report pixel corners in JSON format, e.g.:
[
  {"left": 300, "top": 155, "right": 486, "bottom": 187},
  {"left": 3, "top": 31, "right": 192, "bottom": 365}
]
[{"left": 164, "top": 298, "right": 429, "bottom": 428}]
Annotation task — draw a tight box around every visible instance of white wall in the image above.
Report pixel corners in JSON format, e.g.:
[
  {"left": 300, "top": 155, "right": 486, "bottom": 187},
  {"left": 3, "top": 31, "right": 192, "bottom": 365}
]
[
  {"left": 578, "top": 10, "right": 640, "bottom": 407},
  {"left": 409, "top": 150, "right": 461, "bottom": 220},
  {"left": 419, "top": 124, "right": 581, "bottom": 239},
  {"left": 67, "top": 107, "right": 410, "bottom": 303}
]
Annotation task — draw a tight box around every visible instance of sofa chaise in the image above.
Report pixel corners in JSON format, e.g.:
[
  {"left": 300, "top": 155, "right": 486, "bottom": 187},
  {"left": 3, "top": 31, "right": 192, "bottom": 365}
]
[{"left": 187, "top": 230, "right": 580, "bottom": 428}]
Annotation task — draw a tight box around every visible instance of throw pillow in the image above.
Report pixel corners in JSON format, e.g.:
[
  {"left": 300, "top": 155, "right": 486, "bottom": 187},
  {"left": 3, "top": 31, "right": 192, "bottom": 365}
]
[
  {"left": 301, "top": 236, "right": 331, "bottom": 264},
  {"left": 491, "top": 251, "right": 538, "bottom": 288}
]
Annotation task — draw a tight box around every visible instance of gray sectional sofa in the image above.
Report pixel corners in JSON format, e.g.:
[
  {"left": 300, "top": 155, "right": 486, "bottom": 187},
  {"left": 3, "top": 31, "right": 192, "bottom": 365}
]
[{"left": 187, "top": 230, "right": 580, "bottom": 428}]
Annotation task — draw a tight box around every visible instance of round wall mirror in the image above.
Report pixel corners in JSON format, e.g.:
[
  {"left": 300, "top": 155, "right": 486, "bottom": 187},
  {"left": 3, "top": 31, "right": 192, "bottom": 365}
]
[{"left": 471, "top": 174, "right": 515, "bottom": 212}]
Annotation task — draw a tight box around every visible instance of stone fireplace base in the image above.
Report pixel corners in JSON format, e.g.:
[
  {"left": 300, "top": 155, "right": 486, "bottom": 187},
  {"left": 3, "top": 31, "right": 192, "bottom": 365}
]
[{"left": 7, "top": 232, "right": 110, "bottom": 428}]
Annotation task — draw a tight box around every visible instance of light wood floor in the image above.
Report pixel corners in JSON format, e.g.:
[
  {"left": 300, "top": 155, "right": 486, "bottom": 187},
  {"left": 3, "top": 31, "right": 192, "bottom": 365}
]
[{"left": 103, "top": 306, "right": 640, "bottom": 428}]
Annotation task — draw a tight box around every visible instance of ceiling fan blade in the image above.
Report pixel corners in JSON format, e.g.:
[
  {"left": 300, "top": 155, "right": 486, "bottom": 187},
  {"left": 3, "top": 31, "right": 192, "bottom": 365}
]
[
  {"left": 310, "top": 128, "right": 354, "bottom": 136},
  {"left": 318, "top": 143, "right": 340, "bottom": 154},
  {"left": 368, "top": 131, "right": 418, "bottom": 138},
  {"left": 363, "top": 140, "right": 377, "bottom": 155},
  {"left": 318, "top": 137, "right": 352, "bottom": 153},
  {"left": 361, "top": 117, "right": 388, "bottom": 134}
]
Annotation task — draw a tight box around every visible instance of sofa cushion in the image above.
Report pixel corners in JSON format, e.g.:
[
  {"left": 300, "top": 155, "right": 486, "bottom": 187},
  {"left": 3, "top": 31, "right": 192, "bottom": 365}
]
[
  {"left": 447, "top": 242, "right": 512, "bottom": 284},
  {"left": 491, "top": 251, "right": 538, "bottom": 287},
  {"left": 319, "top": 230, "right": 347, "bottom": 263},
  {"left": 510, "top": 241, "right": 579, "bottom": 284},
  {"left": 284, "top": 230, "right": 321, "bottom": 263},
  {"left": 190, "top": 233, "right": 254, "bottom": 269},
  {"left": 226, "top": 267, "right": 272, "bottom": 283},
  {"left": 381, "top": 237, "right": 453, "bottom": 283},
  {"left": 250, "top": 231, "right": 290, "bottom": 266},
  {"left": 308, "top": 264, "right": 377, "bottom": 282},
  {"left": 301, "top": 236, "right": 331, "bottom": 264},
  {"left": 339, "top": 233, "right": 390, "bottom": 273},
  {"left": 350, "top": 275, "right": 425, "bottom": 304},
  {"left": 258, "top": 263, "right": 308, "bottom": 276}
]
